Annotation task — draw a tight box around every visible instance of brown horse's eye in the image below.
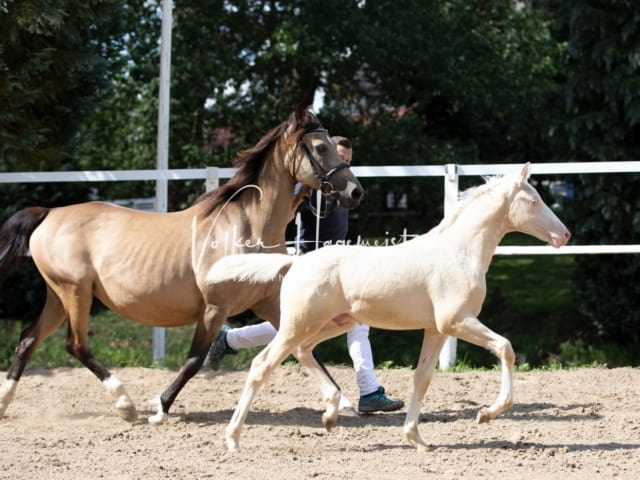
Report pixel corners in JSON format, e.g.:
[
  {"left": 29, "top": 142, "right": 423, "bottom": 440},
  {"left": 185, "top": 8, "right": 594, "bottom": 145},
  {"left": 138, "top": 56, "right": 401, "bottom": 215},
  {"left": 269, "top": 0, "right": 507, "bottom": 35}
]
[{"left": 315, "top": 144, "right": 327, "bottom": 155}]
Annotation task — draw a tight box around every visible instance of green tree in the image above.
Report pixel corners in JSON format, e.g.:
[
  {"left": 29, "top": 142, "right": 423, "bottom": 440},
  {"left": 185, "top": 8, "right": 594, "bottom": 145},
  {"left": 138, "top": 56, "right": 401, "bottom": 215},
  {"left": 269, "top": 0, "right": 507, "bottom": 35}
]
[
  {"left": 0, "top": 0, "right": 127, "bottom": 169},
  {"left": 0, "top": 0, "right": 129, "bottom": 318},
  {"left": 560, "top": 0, "right": 640, "bottom": 356}
]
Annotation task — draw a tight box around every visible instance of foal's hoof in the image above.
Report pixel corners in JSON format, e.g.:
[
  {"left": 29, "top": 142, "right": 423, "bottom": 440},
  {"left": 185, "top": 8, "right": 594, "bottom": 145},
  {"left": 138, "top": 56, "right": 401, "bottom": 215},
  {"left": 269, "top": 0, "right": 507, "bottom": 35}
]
[
  {"left": 476, "top": 407, "right": 492, "bottom": 424},
  {"left": 322, "top": 412, "right": 337, "bottom": 432}
]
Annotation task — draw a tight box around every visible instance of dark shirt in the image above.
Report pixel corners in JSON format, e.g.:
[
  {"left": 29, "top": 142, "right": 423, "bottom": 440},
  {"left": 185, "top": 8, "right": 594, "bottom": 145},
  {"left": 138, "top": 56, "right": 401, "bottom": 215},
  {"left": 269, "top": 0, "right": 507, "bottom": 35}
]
[{"left": 295, "top": 188, "right": 349, "bottom": 253}]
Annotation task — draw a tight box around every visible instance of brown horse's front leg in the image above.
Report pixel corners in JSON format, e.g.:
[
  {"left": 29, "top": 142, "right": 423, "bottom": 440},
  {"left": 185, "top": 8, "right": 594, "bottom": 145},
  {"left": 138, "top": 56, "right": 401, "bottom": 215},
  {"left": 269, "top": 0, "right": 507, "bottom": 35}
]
[{"left": 149, "top": 304, "right": 227, "bottom": 425}]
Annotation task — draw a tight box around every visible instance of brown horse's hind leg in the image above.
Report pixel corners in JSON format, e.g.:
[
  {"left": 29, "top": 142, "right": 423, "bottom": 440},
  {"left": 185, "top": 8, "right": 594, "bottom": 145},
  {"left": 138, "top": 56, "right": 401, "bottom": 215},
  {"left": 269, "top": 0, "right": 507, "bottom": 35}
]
[
  {"left": 149, "top": 303, "right": 227, "bottom": 425},
  {"left": 62, "top": 283, "right": 138, "bottom": 422},
  {"left": 0, "top": 287, "right": 66, "bottom": 418}
]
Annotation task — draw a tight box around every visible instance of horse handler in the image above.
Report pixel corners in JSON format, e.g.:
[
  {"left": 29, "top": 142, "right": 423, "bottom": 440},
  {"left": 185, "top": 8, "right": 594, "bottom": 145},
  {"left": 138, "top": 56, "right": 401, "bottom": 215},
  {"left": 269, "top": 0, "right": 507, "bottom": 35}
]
[{"left": 208, "top": 137, "right": 404, "bottom": 414}]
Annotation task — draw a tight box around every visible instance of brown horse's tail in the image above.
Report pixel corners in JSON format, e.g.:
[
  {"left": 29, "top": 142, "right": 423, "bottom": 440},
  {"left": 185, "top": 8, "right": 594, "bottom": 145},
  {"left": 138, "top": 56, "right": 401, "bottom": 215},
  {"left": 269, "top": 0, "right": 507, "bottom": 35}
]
[{"left": 0, "top": 207, "right": 50, "bottom": 284}]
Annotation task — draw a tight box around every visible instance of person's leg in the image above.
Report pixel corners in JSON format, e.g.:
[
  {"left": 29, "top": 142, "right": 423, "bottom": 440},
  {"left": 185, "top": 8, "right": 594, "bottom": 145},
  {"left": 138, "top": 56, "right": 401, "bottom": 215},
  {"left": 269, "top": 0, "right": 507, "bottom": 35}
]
[
  {"left": 208, "top": 322, "right": 277, "bottom": 370},
  {"left": 347, "top": 323, "right": 378, "bottom": 395},
  {"left": 227, "top": 322, "right": 277, "bottom": 349},
  {"left": 346, "top": 324, "right": 405, "bottom": 413}
]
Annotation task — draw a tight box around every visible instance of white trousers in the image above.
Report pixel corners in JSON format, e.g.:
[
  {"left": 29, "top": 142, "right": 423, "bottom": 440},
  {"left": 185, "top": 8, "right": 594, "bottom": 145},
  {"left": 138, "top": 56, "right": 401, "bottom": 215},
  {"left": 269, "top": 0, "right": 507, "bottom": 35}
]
[{"left": 226, "top": 321, "right": 379, "bottom": 396}]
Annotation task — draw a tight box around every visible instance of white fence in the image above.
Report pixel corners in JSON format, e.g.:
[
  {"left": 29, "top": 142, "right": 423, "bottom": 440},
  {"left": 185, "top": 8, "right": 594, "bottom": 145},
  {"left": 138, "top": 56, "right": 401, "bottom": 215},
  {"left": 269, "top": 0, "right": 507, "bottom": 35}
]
[{"left": 2, "top": 161, "right": 639, "bottom": 367}]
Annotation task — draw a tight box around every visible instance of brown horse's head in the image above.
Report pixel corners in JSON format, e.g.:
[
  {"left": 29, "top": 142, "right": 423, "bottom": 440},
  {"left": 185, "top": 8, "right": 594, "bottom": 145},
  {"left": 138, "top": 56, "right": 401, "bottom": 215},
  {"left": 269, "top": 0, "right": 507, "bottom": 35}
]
[
  {"left": 285, "top": 106, "right": 363, "bottom": 209},
  {"left": 197, "top": 107, "right": 363, "bottom": 217}
]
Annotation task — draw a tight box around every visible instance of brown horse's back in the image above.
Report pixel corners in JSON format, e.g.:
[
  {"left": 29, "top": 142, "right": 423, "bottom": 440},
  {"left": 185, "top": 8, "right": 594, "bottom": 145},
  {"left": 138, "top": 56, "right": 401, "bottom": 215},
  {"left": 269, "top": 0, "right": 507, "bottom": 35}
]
[{"left": 28, "top": 201, "right": 204, "bottom": 327}]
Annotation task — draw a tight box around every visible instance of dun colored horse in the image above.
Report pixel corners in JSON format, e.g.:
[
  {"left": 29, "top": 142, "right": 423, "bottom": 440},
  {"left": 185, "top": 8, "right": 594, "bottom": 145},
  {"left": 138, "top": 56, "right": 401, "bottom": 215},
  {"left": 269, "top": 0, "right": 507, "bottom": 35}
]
[
  {"left": 0, "top": 107, "right": 363, "bottom": 424},
  {"left": 205, "top": 163, "right": 571, "bottom": 451}
]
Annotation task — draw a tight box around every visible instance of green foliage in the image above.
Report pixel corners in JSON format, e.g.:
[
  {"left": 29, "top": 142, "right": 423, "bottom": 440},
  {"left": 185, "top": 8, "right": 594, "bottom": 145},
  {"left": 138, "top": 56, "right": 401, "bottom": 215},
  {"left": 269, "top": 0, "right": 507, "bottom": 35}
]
[
  {"left": 560, "top": 0, "right": 640, "bottom": 350},
  {"left": 0, "top": 0, "right": 126, "bottom": 169},
  {"left": 0, "top": 309, "right": 196, "bottom": 370},
  {"left": 2, "top": 1, "right": 639, "bottom": 368}
]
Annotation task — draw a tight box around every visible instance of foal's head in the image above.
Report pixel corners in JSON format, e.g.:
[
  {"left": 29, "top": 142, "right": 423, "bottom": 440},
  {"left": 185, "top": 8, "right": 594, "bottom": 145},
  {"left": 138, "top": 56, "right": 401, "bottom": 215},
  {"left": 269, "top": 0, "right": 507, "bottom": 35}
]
[{"left": 505, "top": 163, "right": 571, "bottom": 248}]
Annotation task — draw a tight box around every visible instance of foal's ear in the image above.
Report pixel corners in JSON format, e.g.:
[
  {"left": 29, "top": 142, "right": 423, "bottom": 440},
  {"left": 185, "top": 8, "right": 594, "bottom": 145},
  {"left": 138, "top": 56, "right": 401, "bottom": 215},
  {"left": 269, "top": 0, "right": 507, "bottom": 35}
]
[{"left": 518, "top": 162, "right": 532, "bottom": 184}]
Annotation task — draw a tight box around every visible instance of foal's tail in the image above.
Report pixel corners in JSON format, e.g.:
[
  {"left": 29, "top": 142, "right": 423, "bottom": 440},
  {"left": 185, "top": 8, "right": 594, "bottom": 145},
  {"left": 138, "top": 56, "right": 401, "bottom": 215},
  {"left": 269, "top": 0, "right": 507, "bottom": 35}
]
[
  {"left": 0, "top": 207, "right": 50, "bottom": 284},
  {"left": 206, "top": 253, "right": 295, "bottom": 286}
]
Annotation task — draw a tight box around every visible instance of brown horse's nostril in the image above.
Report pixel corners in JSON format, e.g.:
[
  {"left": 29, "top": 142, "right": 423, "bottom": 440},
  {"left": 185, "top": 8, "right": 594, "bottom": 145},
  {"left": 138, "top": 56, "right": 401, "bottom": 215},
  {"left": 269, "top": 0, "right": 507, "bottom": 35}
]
[{"left": 351, "top": 188, "right": 363, "bottom": 201}]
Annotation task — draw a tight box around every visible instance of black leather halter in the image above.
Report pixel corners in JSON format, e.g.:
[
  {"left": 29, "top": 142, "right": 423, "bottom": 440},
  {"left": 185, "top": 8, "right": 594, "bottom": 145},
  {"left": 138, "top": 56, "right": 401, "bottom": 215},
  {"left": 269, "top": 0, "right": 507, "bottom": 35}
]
[{"left": 299, "top": 129, "right": 351, "bottom": 195}]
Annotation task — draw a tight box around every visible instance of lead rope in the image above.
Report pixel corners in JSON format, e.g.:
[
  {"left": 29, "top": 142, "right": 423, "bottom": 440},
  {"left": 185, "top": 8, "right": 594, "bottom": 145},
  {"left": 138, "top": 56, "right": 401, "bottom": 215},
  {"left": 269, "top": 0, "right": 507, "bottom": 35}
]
[
  {"left": 315, "top": 189, "right": 322, "bottom": 251},
  {"left": 295, "top": 212, "right": 302, "bottom": 255}
]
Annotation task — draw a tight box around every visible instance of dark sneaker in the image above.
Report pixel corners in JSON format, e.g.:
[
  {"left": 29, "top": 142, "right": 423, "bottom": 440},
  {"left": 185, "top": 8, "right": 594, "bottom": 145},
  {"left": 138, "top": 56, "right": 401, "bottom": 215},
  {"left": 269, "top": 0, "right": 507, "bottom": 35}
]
[
  {"left": 358, "top": 386, "right": 404, "bottom": 413},
  {"left": 208, "top": 325, "right": 237, "bottom": 371}
]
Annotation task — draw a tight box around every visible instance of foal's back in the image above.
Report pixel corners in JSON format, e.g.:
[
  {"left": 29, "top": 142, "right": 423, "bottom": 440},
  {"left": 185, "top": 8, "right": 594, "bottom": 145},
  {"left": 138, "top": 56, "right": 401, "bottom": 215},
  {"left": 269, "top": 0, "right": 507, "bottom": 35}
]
[{"left": 282, "top": 239, "right": 450, "bottom": 331}]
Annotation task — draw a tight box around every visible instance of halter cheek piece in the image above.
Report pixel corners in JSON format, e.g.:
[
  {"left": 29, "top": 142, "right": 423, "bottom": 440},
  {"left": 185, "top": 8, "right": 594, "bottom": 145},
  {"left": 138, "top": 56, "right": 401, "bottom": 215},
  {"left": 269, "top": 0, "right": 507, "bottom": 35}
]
[{"left": 299, "top": 129, "right": 351, "bottom": 195}]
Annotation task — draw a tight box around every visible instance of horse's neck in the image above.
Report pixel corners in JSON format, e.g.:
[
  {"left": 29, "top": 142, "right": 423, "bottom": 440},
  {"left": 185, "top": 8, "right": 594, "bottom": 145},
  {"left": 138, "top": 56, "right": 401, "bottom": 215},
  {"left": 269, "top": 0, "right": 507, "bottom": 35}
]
[
  {"left": 247, "top": 173, "right": 297, "bottom": 244},
  {"left": 440, "top": 194, "right": 509, "bottom": 271}
]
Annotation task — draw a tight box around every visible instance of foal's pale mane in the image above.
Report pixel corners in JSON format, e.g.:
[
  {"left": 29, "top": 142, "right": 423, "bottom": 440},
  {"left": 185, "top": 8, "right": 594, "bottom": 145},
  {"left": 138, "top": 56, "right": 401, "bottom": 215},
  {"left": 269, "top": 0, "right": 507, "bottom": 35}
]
[
  {"left": 434, "top": 175, "right": 506, "bottom": 232},
  {"left": 195, "top": 110, "right": 323, "bottom": 218}
]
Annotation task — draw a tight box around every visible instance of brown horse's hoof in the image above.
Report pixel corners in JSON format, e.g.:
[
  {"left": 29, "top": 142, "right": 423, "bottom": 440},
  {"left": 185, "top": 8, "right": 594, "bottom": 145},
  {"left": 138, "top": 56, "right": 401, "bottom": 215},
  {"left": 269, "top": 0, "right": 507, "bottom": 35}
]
[{"left": 117, "top": 404, "right": 139, "bottom": 422}]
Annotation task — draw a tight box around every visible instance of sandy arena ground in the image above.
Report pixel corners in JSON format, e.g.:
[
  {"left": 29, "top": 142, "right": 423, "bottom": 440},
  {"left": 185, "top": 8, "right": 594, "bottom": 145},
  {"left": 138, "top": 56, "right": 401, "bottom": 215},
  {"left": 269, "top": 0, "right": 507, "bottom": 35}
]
[{"left": 0, "top": 365, "right": 638, "bottom": 479}]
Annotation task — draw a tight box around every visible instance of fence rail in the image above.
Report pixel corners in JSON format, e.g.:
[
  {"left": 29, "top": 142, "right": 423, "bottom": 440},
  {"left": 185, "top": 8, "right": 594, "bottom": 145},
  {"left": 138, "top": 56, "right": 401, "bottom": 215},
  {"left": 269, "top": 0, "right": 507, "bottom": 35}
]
[{"left": 2, "top": 161, "right": 639, "bottom": 367}]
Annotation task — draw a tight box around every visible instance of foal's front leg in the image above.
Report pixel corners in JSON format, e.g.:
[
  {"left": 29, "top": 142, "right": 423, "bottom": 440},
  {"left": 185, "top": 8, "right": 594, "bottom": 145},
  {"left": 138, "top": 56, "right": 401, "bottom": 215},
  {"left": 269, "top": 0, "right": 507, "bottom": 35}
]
[{"left": 449, "top": 315, "right": 515, "bottom": 423}]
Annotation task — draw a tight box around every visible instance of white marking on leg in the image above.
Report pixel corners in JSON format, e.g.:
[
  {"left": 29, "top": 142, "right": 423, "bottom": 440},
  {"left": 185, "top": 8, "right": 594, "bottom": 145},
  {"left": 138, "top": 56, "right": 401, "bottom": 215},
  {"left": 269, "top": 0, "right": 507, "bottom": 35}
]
[
  {"left": 103, "top": 375, "right": 138, "bottom": 421},
  {"left": 0, "top": 379, "right": 18, "bottom": 417}
]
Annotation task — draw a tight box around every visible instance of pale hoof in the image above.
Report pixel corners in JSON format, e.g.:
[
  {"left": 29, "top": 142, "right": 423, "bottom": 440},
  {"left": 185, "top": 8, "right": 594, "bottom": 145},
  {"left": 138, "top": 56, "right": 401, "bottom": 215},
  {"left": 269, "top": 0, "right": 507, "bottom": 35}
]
[
  {"left": 115, "top": 398, "right": 138, "bottom": 422},
  {"left": 338, "top": 406, "right": 359, "bottom": 417},
  {"left": 226, "top": 428, "right": 240, "bottom": 451},
  {"left": 404, "top": 431, "right": 431, "bottom": 452},
  {"left": 338, "top": 395, "right": 358, "bottom": 417},
  {"left": 322, "top": 411, "right": 337, "bottom": 432},
  {"left": 476, "top": 407, "right": 492, "bottom": 424}
]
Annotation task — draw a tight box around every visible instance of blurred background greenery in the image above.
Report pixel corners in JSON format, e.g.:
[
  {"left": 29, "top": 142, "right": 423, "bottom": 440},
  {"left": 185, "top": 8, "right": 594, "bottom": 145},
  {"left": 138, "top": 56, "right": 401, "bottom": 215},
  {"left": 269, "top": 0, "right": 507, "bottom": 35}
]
[{"left": 1, "top": 0, "right": 639, "bottom": 369}]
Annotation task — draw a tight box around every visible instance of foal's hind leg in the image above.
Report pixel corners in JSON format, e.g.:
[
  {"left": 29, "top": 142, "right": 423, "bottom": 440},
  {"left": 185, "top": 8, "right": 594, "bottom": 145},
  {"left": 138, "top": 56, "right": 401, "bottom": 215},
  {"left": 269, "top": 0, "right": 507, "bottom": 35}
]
[
  {"left": 226, "top": 333, "right": 297, "bottom": 451},
  {"left": 292, "top": 321, "right": 359, "bottom": 429},
  {"left": 62, "top": 283, "right": 137, "bottom": 421},
  {"left": 403, "top": 332, "right": 447, "bottom": 452},
  {"left": 0, "top": 287, "right": 66, "bottom": 418},
  {"left": 446, "top": 316, "right": 515, "bottom": 423}
]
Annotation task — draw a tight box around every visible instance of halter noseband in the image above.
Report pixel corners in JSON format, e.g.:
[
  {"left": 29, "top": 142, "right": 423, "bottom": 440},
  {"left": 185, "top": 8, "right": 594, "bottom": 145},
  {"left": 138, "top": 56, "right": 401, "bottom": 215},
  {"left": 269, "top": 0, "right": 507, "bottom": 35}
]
[{"left": 299, "top": 129, "right": 351, "bottom": 195}]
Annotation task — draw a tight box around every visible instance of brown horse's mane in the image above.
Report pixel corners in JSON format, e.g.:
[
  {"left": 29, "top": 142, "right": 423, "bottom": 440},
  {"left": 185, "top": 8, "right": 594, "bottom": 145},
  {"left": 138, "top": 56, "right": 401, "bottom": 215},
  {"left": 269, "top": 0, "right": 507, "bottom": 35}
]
[{"left": 195, "top": 111, "right": 323, "bottom": 218}]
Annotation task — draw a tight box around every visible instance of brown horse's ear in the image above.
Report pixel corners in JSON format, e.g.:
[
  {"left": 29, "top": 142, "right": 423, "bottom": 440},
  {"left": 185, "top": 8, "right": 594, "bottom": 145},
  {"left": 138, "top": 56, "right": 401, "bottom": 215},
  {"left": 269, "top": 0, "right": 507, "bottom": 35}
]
[
  {"left": 288, "top": 105, "right": 316, "bottom": 134},
  {"left": 305, "top": 105, "right": 317, "bottom": 119},
  {"left": 287, "top": 105, "right": 305, "bottom": 135}
]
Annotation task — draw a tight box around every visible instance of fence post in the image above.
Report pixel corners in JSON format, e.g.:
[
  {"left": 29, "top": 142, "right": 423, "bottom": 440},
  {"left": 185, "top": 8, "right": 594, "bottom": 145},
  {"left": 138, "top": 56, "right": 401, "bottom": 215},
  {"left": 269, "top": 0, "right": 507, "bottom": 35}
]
[
  {"left": 206, "top": 166, "right": 219, "bottom": 192},
  {"left": 152, "top": 0, "right": 174, "bottom": 366},
  {"left": 438, "top": 164, "right": 459, "bottom": 369}
]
